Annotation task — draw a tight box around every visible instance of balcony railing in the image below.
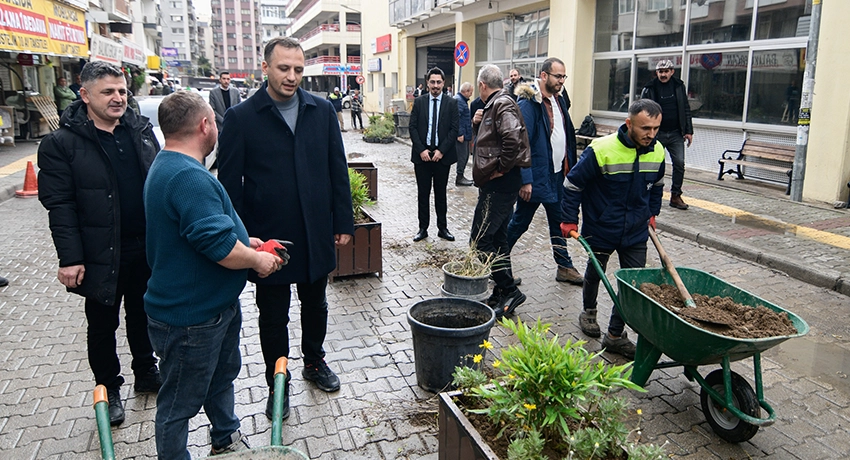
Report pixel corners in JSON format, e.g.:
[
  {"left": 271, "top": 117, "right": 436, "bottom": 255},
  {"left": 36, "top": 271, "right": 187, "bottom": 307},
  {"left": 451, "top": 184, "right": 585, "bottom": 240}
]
[
  {"left": 299, "top": 23, "right": 339, "bottom": 41},
  {"left": 305, "top": 55, "right": 340, "bottom": 66},
  {"left": 347, "top": 56, "right": 360, "bottom": 64}
]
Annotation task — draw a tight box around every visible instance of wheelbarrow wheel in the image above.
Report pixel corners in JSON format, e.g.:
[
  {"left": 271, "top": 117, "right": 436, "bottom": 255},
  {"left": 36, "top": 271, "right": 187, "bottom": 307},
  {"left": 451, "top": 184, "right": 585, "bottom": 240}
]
[{"left": 700, "top": 369, "right": 760, "bottom": 443}]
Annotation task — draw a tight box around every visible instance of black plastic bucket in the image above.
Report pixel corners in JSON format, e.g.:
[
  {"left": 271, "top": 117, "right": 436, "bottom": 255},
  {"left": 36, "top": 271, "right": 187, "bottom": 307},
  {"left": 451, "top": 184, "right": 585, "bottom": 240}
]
[{"left": 407, "top": 298, "right": 495, "bottom": 393}]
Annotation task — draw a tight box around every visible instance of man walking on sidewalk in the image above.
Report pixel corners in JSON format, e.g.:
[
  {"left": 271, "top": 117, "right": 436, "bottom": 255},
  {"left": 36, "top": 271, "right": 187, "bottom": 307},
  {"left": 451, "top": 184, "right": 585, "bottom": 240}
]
[
  {"left": 561, "top": 99, "right": 665, "bottom": 359},
  {"left": 508, "top": 57, "right": 583, "bottom": 286},
  {"left": 409, "top": 66, "right": 459, "bottom": 242},
  {"left": 218, "top": 36, "right": 354, "bottom": 421},
  {"left": 209, "top": 71, "right": 242, "bottom": 130},
  {"left": 641, "top": 59, "right": 693, "bottom": 210},
  {"left": 144, "top": 91, "right": 281, "bottom": 458},
  {"left": 38, "top": 60, "right": 162, "bottom": 426},
  {"left": 471, "top": 64, "right": 531, "bottom": 318},
  {"left": 454, "top": 82, "right": 474, "bottom": 186}
]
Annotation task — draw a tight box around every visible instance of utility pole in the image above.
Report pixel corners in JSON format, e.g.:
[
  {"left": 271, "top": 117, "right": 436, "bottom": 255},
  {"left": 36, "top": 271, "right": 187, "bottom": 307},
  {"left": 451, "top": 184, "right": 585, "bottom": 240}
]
[{"left": 790, "top": 0, "right": 822, "bottom": 201}]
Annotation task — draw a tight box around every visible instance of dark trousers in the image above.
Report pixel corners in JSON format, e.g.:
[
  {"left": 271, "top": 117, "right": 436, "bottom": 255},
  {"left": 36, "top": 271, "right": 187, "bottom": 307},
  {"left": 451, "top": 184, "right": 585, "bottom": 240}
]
[
  {"left": 506, "top": 179, "right": 574, "bottom": 269},
  {"left": 582, "top": 242, "right": 647, "bottom": 337},
  {"left": 414, "top": 161, "right": 451, "bottom": 231},
  {"left": 455, "top": 140, "right": 470, "bottom": 179},
  {"left": 85, "top": 249, "right": 156, "bottom": 390},
  {"left": 657, "top": 130, "right": 685, "bottom": 195},
  {"left": 351, "top": 110, "right": 363, "bottom": 129},
  {"left": 471, "top": 189, "right": 518, "bottom": 292},
  {"left": 255, "top": 277, "right": 329, "bottom": 388}
]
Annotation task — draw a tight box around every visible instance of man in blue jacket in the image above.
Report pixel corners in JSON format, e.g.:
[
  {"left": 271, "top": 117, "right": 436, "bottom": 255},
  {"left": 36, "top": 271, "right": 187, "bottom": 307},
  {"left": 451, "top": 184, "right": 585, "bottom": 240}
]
[
  {"left": 217, "top": 36, "right": 354, "bottom": 421},
  {"left": 507, "top": 58, "right": 583, "bottom": 285},
  {"left": 560, "top": 99, "right": 666, "bottom": 359},
  {"left": 454, "top": 82, "right": 474, "bottom": 186},
  {"left": 144, "top": 91, "right": 282, "bottom": 458},
  {"left": 328, "top": 86, "right": 346, "bottom": 132}
]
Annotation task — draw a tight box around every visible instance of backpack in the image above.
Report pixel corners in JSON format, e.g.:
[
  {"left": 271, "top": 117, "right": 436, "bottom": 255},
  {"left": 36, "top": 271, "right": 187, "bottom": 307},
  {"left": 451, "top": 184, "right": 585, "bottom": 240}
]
[{"left": 577, "top": 115, "right": 597, "bottom": 137}]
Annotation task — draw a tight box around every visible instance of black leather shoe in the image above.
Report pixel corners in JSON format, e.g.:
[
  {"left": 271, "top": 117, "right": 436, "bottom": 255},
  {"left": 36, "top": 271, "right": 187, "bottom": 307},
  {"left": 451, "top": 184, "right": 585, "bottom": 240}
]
[
  {"left": 302, "top": 360, "right": 340, "bottom": 392},
  {"left": 0, "top": 275, "right": 8, "bottom": 287},
  {"left": 413, "top": 229, "right": 428, "bottom": 242},
  {"left": 265, "top": 383, "right": 290, "bottom": 421},
  {"left": 437, "top": 229, "right": 455, "bottom": 241},
  {"left": 455, "top": 177, "right": 473, "bottom": 186},
  {"left": 134, "top": 366, "right": 162, "bottom": 393},
  {"left": 106, "top": 387, "right": 125, "bottom": 426}
]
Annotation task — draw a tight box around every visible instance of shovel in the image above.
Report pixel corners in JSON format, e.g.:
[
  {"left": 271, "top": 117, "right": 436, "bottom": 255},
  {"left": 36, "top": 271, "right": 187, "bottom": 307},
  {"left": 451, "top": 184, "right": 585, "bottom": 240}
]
[{"left": 648, "top": 227, "right": 735, "bottom": 326}]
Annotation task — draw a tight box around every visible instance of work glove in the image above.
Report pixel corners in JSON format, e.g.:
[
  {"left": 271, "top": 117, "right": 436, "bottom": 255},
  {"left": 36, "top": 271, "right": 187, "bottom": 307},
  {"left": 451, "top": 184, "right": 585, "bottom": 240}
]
[
  {"left": 560, "top": 223, "right": 578, "bottom": 238},
  {"left": 257, "top": 240, "right": 291, "bottom": 266},
  {"left": 649, "top": 216, "right": 656, "bottom": 230}
]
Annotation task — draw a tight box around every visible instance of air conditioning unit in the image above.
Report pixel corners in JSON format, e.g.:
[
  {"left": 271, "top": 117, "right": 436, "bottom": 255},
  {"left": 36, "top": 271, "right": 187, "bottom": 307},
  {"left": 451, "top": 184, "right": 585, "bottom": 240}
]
[{"left": 658, "top": 9, "right": 671, "bottom": 23}]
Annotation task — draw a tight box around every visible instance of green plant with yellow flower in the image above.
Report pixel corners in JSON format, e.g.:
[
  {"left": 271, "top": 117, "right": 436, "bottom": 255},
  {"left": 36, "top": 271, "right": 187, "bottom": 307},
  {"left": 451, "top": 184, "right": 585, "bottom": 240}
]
[{"left": 452, "top": 318, "right": 665, "bottom": 460}]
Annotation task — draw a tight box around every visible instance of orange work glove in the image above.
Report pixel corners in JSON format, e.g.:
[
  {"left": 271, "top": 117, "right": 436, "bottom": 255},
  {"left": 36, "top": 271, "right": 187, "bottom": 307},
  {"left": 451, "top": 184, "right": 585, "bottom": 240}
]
[
  {"left": 649, "top": 216, "right": 656, "bottom": 230},
  {"left": 560, "top": 223, "right": 578, "bottom": 238},
  {"left": 257, "top": 240, "right": 291, "bottom": 265}
]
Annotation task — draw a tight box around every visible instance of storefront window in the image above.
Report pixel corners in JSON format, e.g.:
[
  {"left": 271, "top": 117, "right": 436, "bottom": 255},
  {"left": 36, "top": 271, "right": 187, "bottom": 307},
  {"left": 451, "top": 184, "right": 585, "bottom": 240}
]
[
  {"left": 474, "top": 9, "right": 550, "bottom": 77},
  {"left": 596, "top": 0, "right": 635, "bottom": 52},
  {"left": 688, "top": 0, "right": 752, "bottom": 45},
  {"left": 475, "top": 19, "right": 511, "bottom": 63},
  {"left": 687, "top": 51, "right": 747, "bottom": 121},
  {"left": 593, "top": 58, "right": 633, "bottom": 112},
  {"left": 746, "top": 48, "right": 804, "bottom": 125},
  {"left": 513, "top": 12, "right": 537, "bottom": 59},
  {"left": 754, "top": 0, "right": 810, "bottom": 40},
  {"left": 636, "top": 0, "right": 685, "bottom": 49},
  {"left": 512, "top": 62, "right": 538, "bottom": 83},
  {"left": 635, "top": 54, "right": 681, "bottom": 98},
  {"left": 536, "top": 9, "right": 550, "bottom": 58}
]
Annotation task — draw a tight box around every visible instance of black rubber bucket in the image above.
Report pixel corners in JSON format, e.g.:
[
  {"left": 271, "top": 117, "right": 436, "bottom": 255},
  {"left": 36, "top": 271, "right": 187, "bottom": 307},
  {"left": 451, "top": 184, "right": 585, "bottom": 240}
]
[{"left": 407, "top": 298, "right": 495, "bottom": 393}]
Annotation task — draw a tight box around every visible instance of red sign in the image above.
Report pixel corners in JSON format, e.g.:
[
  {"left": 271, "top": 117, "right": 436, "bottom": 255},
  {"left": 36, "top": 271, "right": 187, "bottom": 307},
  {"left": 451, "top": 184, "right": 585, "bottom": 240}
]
[
  {"left": 454, "top": 41, "right": 469, "bottom": 67},
  {"left": 374, "top": 34, "right": 391, "bottom": 53},
  {"left": 356, "top": 75, "right": 365, "bottom": 84}
]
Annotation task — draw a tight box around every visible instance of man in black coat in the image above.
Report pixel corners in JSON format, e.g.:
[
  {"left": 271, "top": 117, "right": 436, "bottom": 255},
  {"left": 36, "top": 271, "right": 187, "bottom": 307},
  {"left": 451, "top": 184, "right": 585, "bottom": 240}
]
[
  {"left": 217, "top": 37, "right": 354, "bottom": 421},
  {"left": 38, "top": 60, "right": 162, "bottom": 427},
  {"left": 409, "top": 66, "right": 459, "bottom": 242}
]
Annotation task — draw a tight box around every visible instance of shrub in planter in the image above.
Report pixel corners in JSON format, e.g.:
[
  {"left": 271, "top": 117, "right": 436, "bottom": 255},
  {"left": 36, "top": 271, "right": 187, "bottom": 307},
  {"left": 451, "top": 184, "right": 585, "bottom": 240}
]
[
  {"left": 451, "top": 318, "right": 666, "bottom": 460},
  {"left": 330, "top": 169, "right": 381, "bottom": 280},
  {"left": 363, "top": 113, "right": 396, "bottom": 143}
]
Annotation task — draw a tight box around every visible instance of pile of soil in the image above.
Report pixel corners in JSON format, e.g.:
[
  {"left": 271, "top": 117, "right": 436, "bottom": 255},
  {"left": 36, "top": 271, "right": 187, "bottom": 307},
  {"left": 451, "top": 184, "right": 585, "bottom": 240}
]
[{"left": 639, "top": 283, "right": 798, "bottom": 339}]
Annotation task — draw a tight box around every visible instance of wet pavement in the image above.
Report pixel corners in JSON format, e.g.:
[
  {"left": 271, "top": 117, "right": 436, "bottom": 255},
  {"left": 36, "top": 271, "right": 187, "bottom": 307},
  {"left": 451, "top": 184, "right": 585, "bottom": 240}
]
[{"left": 0, "top": 131, "right": 848, "bottom": 459}]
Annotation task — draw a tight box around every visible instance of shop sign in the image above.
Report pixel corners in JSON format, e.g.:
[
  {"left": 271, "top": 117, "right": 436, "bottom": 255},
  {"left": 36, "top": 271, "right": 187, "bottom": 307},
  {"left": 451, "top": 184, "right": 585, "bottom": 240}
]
[
  {"left": 121, "top": 39, "right": 145, "bottom": 67},
  {"left": 367, "top": 58, "right": 381, "bottom": 72},
  {"left": 161, "top": 47, "right": 178, "bottom": 57},
  {"left": 90, "top": 34, "right": 122, "bottom": 65},
  {"left": 322, "top": 64, "right": 362, "bottom": 75},
  {"left": 371, "top": 34, "right": 391, "bottom": 54},
  {"left": 0, "top": 0, "right": 87, "bottom": 58}
]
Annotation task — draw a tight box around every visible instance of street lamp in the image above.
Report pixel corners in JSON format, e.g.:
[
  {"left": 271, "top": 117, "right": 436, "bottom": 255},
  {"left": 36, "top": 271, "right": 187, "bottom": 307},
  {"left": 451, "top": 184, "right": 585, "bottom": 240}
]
[{"left": 340, "top": 4, "right": 362, "bottom": 92}]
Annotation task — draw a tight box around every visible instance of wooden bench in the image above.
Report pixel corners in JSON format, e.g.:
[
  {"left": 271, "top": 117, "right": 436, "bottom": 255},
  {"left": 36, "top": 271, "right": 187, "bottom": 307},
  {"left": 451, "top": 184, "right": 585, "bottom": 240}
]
[
  {"left": 718, "top": 140, "right": 795, "bottom": 194},
  {"left": 576, "top": 123, "right": 618, "bottom": 149}
]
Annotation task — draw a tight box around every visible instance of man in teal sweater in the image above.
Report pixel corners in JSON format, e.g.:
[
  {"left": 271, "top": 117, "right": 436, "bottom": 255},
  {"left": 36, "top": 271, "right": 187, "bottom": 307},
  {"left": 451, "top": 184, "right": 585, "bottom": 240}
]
[{"left": 144, "top": 91, "right": 282, "bottom": 458}]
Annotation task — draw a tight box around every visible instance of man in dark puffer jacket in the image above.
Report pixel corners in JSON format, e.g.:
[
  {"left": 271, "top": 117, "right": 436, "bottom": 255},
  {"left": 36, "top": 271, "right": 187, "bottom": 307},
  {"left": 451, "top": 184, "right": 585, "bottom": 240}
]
[{"left": 38, "top": 60, "right": 162, "bottom": 427}]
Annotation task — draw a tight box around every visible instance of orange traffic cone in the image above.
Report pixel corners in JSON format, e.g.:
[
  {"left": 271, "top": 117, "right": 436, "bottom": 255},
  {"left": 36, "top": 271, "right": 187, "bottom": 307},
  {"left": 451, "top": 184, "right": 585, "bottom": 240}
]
[{"left": 15, "top": 161, "right": 38, "bottom": 198}]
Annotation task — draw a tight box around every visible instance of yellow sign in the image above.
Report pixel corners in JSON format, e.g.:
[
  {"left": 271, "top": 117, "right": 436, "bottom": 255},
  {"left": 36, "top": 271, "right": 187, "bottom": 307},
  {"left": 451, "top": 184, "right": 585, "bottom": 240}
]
[
  {"left": 0, "top": 0, "right": 88, "bottom": 58},
  {"left": 147, "top": 55, "right": 160, "bottom": 70}
]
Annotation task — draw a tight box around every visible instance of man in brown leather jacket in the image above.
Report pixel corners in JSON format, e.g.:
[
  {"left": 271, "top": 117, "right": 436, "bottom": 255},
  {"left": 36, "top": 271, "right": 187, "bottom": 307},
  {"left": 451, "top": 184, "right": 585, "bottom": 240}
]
[{"left": 471, "top": 64, "right": 532, "bottom": 318}]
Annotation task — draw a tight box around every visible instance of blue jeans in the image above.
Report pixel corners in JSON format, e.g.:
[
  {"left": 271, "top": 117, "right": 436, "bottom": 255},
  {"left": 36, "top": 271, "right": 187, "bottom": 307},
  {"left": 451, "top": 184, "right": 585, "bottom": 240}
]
[
  {"left": 147, "top": 303, "right": 242, "bottom": 460},
  {"left": 582, "top": 242, "right": 646, "bottom": 337},
  {"left": 657, "top": 130, "right": 685, "bottom": 195},
  {"left": 506, "top": 198, "right": 574, "bottom": 270}
]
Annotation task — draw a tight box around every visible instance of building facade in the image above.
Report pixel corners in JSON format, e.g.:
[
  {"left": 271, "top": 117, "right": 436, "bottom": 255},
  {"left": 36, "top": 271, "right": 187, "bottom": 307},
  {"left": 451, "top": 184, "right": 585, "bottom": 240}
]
[
  {"left": 211, "top": 0, "right": 263, "bottom": 82},
  {"left": 159, "top": 0, "right": 200, "bottom": 77},
  {"left": 260, "top": 0, "right": 291, "bottom": 45},
  {"left": 285, "top": 0, "right": 362, "bottom": 94},
  {"left": 387, "top": 0, "right": 850, "bottom": 205}
]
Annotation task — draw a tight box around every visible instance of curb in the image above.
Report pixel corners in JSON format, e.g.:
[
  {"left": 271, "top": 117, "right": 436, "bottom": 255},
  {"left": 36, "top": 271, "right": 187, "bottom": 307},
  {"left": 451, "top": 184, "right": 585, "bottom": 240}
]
[
  {"left": 658, "top": 221, "right": 850, "bottom": 296},
  {"left": 0, "top": 182, "right": 21, "bottom": 204}
]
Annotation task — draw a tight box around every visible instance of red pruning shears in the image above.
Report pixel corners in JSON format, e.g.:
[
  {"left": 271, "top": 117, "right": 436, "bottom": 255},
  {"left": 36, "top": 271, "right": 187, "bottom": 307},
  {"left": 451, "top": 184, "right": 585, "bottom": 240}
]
[{"left": 257, "top": 239, "right": 293, "bottom": 265}]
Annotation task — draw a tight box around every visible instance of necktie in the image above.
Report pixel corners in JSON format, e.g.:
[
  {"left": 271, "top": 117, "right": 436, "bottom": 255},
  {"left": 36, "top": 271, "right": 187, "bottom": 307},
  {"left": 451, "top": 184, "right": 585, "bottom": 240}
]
[{"left": 430, "top": 98, "right": 438, "bottom": 148}]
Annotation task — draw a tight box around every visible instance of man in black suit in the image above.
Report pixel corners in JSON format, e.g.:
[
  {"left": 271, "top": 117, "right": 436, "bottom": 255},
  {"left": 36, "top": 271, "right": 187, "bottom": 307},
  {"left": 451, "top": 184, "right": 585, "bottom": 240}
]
[{"left": 409, "top": 67, "right": 459, "bottom": 242}]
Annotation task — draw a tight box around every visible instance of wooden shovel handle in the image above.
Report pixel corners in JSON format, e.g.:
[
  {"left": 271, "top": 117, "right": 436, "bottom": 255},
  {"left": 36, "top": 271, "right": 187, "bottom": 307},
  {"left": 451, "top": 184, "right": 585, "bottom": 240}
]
[{"left": 648, "top": 227, "right": 696, "bottom": 308}]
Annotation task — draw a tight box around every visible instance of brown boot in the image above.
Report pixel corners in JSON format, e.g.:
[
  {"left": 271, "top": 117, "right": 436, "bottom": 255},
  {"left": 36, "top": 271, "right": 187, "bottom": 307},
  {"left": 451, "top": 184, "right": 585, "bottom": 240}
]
[
  {"left": 556, "top": 267, "right": 584, "bottom": 285},
  {"left": 669, "top": 194, "right": 689, "bottom": 210}
]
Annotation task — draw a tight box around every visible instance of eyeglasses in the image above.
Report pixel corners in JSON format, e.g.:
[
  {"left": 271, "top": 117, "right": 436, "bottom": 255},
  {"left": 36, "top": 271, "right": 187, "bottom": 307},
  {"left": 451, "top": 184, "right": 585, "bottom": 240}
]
[{"left": 546, "top": 72, "right": 567, "bottom": 81}]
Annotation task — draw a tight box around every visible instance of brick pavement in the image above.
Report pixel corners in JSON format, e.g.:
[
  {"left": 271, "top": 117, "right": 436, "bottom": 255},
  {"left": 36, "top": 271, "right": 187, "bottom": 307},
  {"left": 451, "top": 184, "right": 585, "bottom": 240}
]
[{"left": 0, "top": 132, "right": 848, "bottom": 459}]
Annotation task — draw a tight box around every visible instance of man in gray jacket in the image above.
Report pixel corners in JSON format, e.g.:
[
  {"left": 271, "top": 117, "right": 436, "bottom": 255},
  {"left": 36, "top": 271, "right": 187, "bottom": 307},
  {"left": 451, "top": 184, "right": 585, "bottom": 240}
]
[{"left": 209, "top": 72, "right": 242, "bottom": 130}]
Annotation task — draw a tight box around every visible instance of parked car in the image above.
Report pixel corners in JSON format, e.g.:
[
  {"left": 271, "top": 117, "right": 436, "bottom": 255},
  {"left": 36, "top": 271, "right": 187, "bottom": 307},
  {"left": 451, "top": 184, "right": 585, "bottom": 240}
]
[
  {"left": 135, "top": 95, "right": 217, "bottom": 170},
  {"left": 342, "top": 94, "right": 351, "bottom": 109}
]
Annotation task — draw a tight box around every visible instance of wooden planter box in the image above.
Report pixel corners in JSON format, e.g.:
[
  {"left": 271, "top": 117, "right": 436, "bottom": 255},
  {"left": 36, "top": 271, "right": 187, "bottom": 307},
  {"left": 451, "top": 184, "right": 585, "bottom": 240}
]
[
  {"left": 438, "top": 391, "right": 499, "bottom": 460},
  {"left": 329, "top": 210, "right": 382, "bottom": 281},
  {"left": 348, "top": 161, "right": 377, "bottom": 201}
]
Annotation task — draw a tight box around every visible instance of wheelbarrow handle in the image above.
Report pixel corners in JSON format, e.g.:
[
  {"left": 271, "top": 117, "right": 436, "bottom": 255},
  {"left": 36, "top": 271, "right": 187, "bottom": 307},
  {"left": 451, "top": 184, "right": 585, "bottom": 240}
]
[
  {"left": 648, "top": 227, "right": 696, "bottom": 309},
  {"left": 566, "top": 230, "right": 621, "bottom": 312}
]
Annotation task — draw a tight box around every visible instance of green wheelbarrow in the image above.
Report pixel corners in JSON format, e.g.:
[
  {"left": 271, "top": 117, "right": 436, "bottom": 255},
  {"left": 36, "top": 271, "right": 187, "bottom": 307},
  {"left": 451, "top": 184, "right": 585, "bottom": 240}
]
[
  {"left": 570, "top": 232, "right": 809, "bottom": 443},
  {"left": 93, "top": 357, "right": 308, "bottom": 459}
]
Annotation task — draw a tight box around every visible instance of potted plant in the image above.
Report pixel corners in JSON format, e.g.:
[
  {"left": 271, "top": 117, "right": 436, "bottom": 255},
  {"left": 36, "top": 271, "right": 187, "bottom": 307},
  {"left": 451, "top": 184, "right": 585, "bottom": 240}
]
[
  {"left": 441, "top": 245, "right": 499, "bottom": 302},
  {"left": 362, "top": 113, "right": 396, "bottom": 143},
  {"left": 347, "top": 160, "right": 377, "bottom": 201},
  {"left": 443, "top": 318, "right": 667, "bottom": 460},
  {"left": 330, "top": 169, "right": 382, "bottom": 281}
]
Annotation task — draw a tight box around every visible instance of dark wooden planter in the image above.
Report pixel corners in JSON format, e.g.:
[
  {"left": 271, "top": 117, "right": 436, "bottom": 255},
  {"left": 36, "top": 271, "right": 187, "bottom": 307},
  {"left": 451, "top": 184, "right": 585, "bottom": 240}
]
[
  {"left": 348, "top": 161, "right": 378, "bottom": 201},
  {"left": 438, "top": 391, "right": 499, "bottom": 460},
  {"left": 330, "top": 210, "right": 382, "bottom": 281}
]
